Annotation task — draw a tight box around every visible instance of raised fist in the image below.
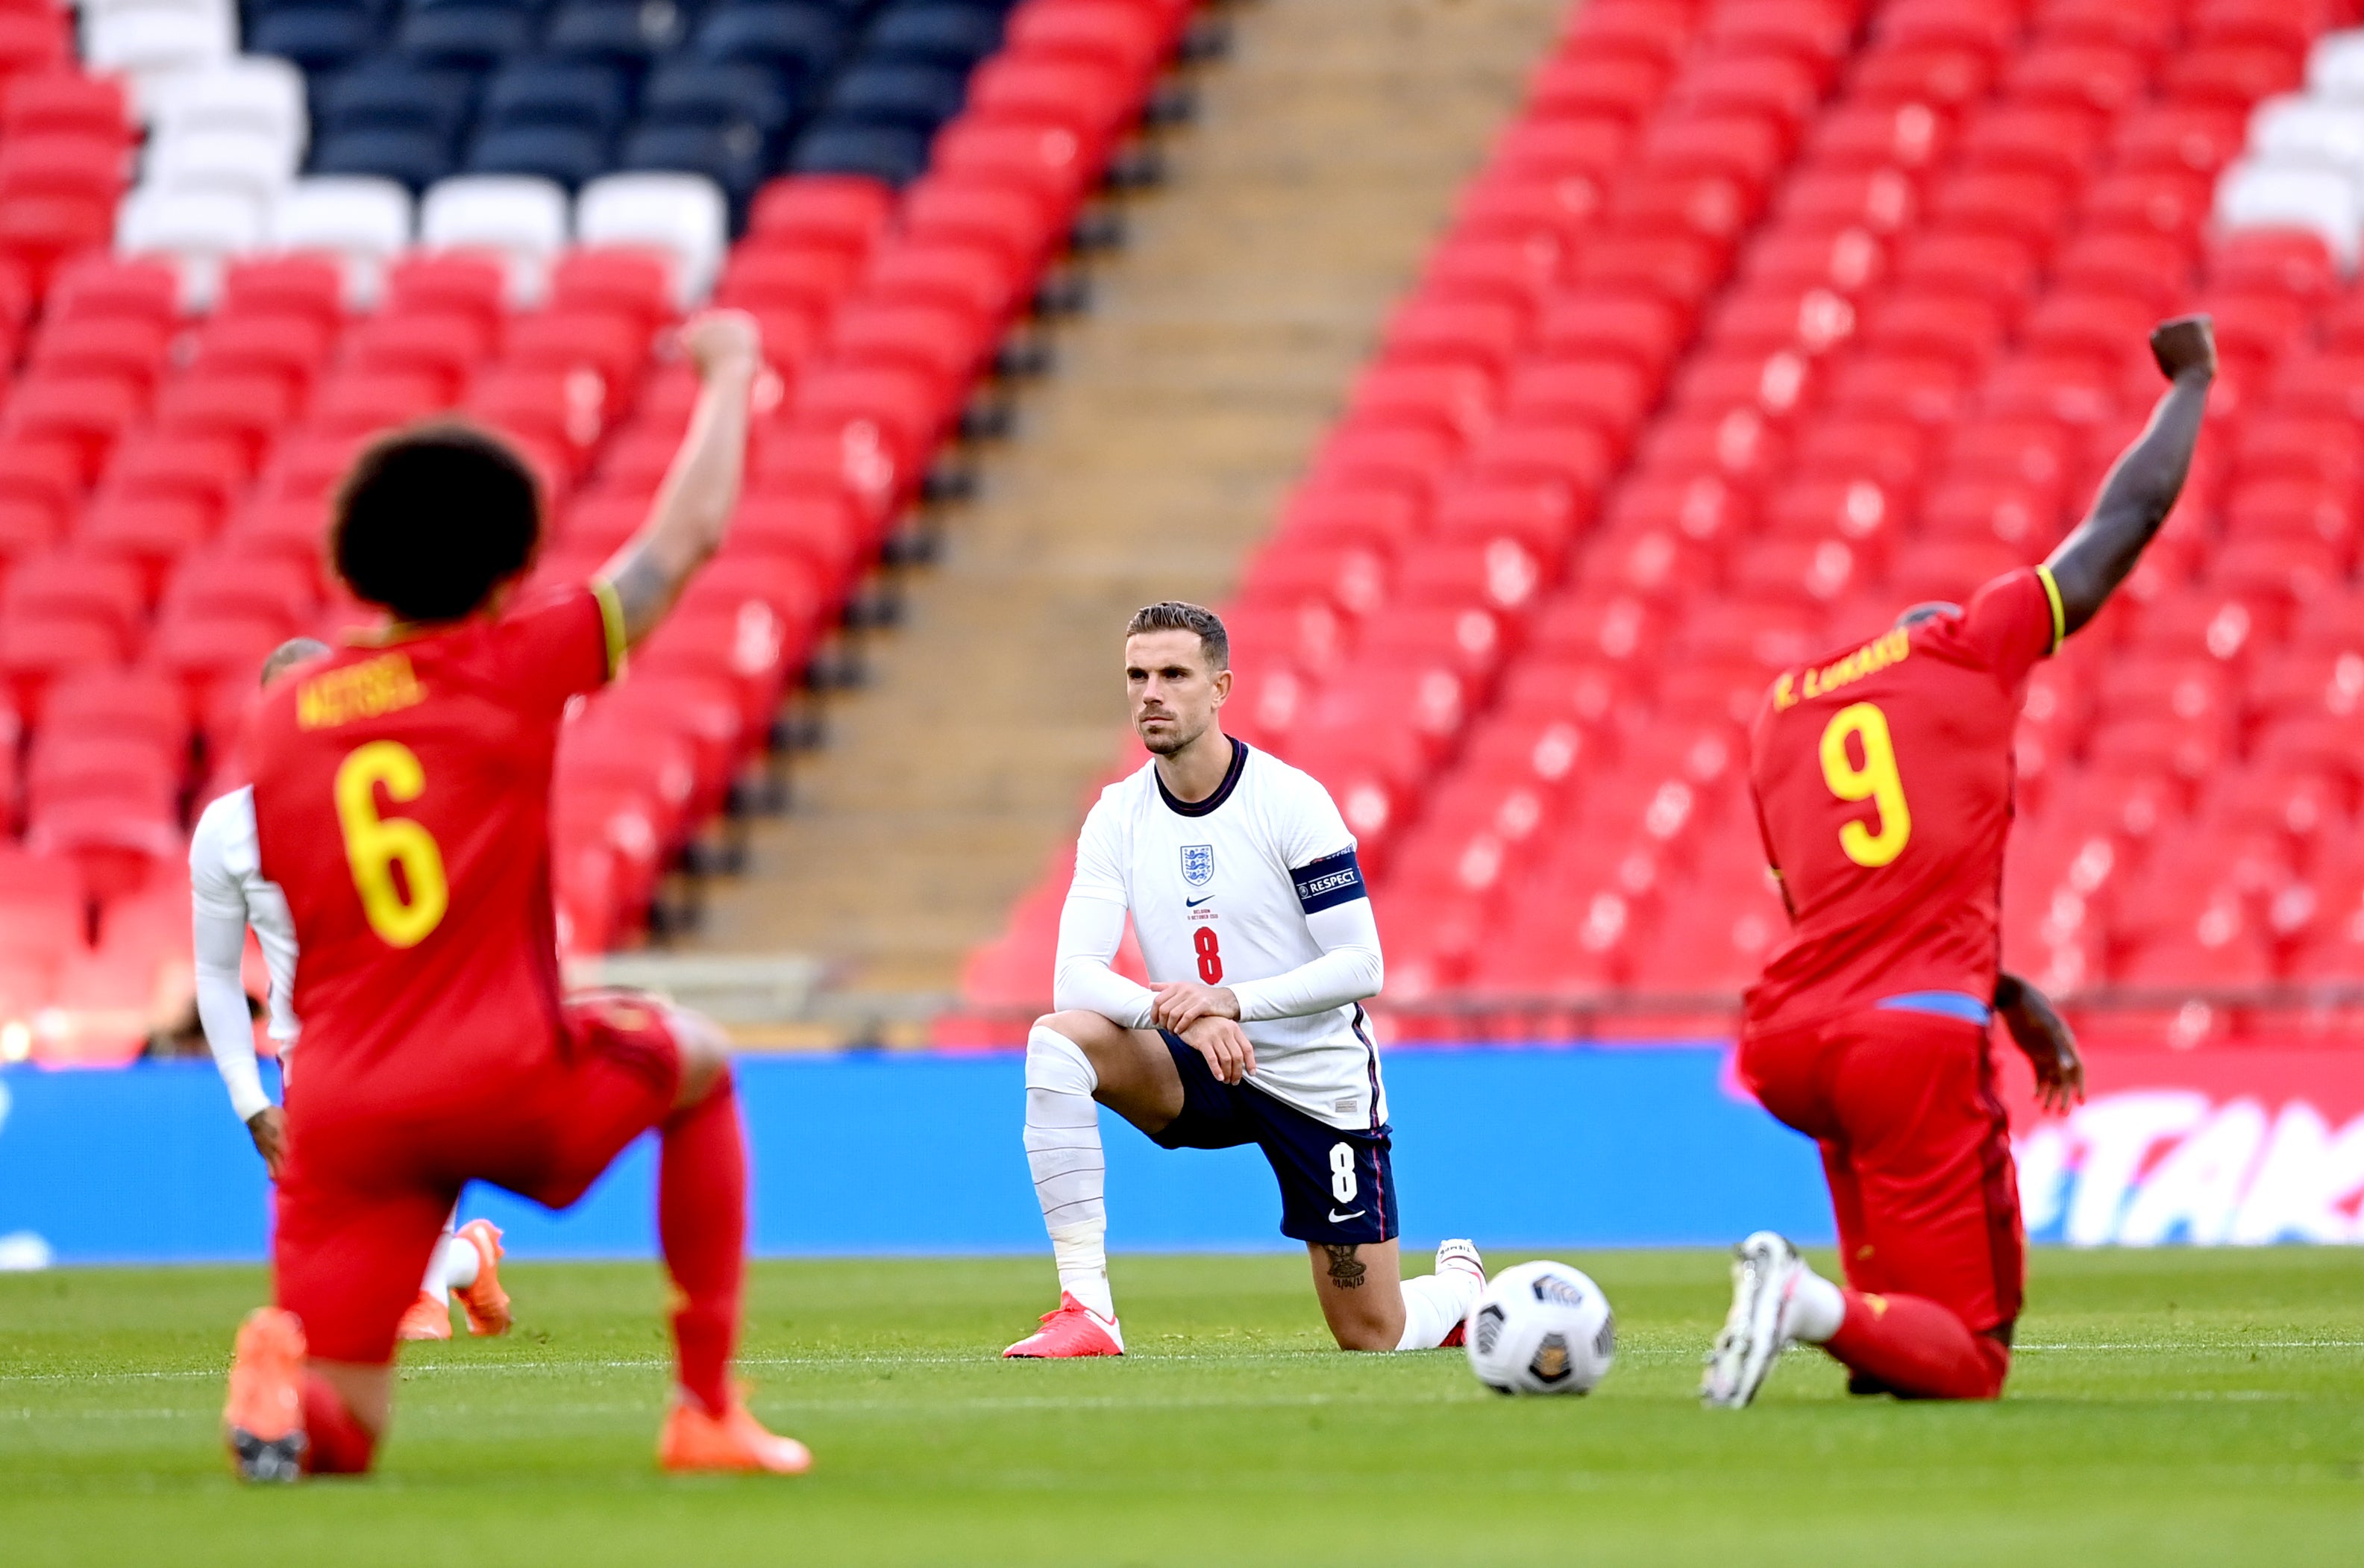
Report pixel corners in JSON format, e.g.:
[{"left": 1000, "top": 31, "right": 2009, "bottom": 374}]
[
  {"left": 678, "top": 309, "right": 763, "bottom": 379},
  {"left": 2149, "top": 314, "right": 2216, "bottom": 383}
]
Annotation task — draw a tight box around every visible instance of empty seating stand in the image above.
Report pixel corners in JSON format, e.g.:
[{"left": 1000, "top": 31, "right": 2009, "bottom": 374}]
[
  {"left": 965, "top": 0, "right": 2364, "bottom": 1049},
  {"left": 0, "top": 0, "right": 1207, "bottom": 1060}
]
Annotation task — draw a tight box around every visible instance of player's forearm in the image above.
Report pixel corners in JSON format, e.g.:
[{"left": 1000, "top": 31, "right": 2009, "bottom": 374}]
[
  {"left": 1229, "top": 946, "right": 1384, "bottom": 1023},
  {"left": 1051, "top": 894, "right": 1155, "bottom": 1028},
  {"left": 195, "top": 962, "right": 272, "bottom": 1123},
  {"left": 602, "top": 360, "right": 756, "bottom": 647},
  {"left": 2044, "top": 369, "right": 2211, "bottom": 636},
  {"left": 1230, "top": 900, "right": 1384, "bottom": 1022},
  {"left": 1052, "top": 957, "right": 1156, "bottom": 1028}
]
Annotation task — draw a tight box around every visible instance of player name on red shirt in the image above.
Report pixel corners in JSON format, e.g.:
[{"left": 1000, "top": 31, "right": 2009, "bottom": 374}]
[
  {"left": 1743, "top": 567, "right": 2063, "bottom": 1035},
  {"left": 246, "top": 584, "right": 624, "bottom": 1121}
]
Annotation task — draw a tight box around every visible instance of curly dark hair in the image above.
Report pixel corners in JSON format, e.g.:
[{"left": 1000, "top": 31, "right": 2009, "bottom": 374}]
[{"left": 331, "top": 421, "right": 544, "bottom": 623}]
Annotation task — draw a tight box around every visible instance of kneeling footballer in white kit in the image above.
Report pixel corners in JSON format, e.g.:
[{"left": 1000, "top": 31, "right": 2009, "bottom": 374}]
[
  {"left": 190, "top": 637, "right": 511, "bottom": 1343},
  {"left": 1005, "top": 602, "right": 1485, "bottom": 1358}
]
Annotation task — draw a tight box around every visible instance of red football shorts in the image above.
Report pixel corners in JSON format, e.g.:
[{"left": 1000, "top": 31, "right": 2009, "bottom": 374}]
[
  {"left": 274, "top": 991, "right": 686, "bottom": 1365},
  {"left": 1737, "top": 1007, "right": 2024, "bottom": 1335}
]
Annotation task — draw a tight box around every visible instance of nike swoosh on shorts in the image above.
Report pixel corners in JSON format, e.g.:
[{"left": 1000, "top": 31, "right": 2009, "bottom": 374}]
[{"left": 1328, "top": 1209, "right": 1364, "bottom": 1223}]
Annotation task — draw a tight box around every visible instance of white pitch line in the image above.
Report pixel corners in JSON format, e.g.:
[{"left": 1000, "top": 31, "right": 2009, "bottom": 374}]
[{"left": 5, "top": 1339, "right": 2358, "bottom": 1389}]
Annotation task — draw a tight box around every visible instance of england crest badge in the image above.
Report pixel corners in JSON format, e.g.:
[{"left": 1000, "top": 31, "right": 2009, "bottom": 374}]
[{"left": 1180, "top": 844, "right": 1214, "bottom": 887}]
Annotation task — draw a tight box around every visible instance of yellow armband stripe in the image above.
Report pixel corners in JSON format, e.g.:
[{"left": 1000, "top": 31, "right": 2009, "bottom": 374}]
[
  {"left": 2034, "top": 563, "right": 2066, "bottom": 655},
  {"left": 590, "top": 577, "right": 628, "bottom": 681}
]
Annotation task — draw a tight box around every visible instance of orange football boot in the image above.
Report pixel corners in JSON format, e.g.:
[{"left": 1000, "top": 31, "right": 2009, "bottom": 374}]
[
  {"left": 395, "top": 1291, "right": 452, "bottom": 1341},
  {"left": 657, "top": 1389, "right": 813, "bottom": 1475},
  {"left": 451, "top": 1219, "right": 511, "bottom": 1336},
  {"left": 223, "top": 1307, "right": 307, "bottom": 1483},
  {"left": 1002, "top": 1292, "right": 1125, "bottom": 1358}
]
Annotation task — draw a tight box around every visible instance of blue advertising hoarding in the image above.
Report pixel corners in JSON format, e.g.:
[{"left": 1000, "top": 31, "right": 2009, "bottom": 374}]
[{"left": 0, "top": 1044, "right": 1835, "bottom": 1264}]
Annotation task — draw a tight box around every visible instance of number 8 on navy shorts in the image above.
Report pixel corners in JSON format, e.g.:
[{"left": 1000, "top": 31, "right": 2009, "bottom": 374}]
[{"left": 1151, "top": 1031, "right": 1398, "bottom": 1246}]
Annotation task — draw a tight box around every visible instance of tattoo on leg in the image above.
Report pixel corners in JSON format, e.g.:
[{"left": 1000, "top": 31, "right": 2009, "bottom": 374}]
[{"left": 1323, "top": 1244, "right": 1367, "bottom": 1290}]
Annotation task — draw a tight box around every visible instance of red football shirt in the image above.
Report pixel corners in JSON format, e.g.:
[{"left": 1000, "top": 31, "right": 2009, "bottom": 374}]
[
  {"left": 248, "top": 583, "right": 624, "bottom": 1117},
  {"left": 1742, "top": 566, "right": 2063, "bottom": 1035}
]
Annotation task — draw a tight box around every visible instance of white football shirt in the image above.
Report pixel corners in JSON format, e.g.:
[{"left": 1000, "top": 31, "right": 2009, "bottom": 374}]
[{"left": 1065, "top": 740, "right": 1386, "bottom": 1132}]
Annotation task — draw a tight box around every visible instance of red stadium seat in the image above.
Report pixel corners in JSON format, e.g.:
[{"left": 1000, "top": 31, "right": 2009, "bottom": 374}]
[
  {"left": 25, "top": 313, "right": 172, "bottom": 395},
  {"left": 1392, "top": 539, "right": 1547, "bottom": 621},
  {"left": 1463, "top": 418, "right": 1623, "bottom": 498},
  {"left": 1956, "top": 104, "right": 2106, "bottom": 188},
  {"left": 219, "top": 257, "right": 345, "bottom": 335},
  {"left": 1742, "top": 224, "right": 1889, "bottom": 297},
  {"left": 931, "top": 119, "right": 1096, "bottom": 224},
  {"left": 1527, "top": 52, "right": 1669, "bottom": 125},
  {"left": 1422, "top": 236, "right": 1564, "bottom": 318},
  {"left": 745, "top": 175, "right": 895, "bottom": 261},
  {"left": 187, "top": 313, "right": 336, "bottom": 398},
  {"left": 342, "top": 310, "right": 495, "bottom": 394},
  {"left": 2161, "top": 44, "right": 2304, "bottom": 108},
  {"left": 1382, "top": 298, "right": 1530, "bottom": 381},
  {"left": 1347, "top": 363, "right": 1500, "bottom": 445},
  {"left": 2003, "top": 41, "right": 2151, "bottom": 116}
]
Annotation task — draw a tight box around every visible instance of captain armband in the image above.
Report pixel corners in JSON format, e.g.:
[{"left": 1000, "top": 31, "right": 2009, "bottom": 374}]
[{"left": 1291, "top": 848, "right": 1367, "bottom": 914}]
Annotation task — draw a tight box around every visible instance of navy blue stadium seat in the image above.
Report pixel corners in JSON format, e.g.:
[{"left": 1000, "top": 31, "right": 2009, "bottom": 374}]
[
  {"left": 692, "top": 2, "right": 846, "bottom": 84},
  {"left": 481, "top": 57, "right": 635, "bottom": 137},
  {"left": 311, "top": 126, "right": 460, "bottom": 189},
  {"left": 639, "top": 56, "right": 798, "bottom": 141},
  {"left": 250, "top": 3, "right": 386, "bottom": 73},
  {"left": 542, "top": 0, "right": 696, "bottom": 61},
  {"left": 398, "top": 0, "right": 541, "bottom": 64},
  {"left": 622, "top": 123, "right": 767, "bottom": 210},
  {"left": 817, "top": 61, "right": 968, "bottom": 133},
  {"left": 790, "top": 121, "right": 929, "bottom": 185},
  {"left": 466, "top": 122, "right": 615, "bottom": 185},
  {"left": 318, "top": 60, "right": 479, "bottom": 142},
  {"left": 862, "top": 1, "right": 1006, "bottom": 70}
]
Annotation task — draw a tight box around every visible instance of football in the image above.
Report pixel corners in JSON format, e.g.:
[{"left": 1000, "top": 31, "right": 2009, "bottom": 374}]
[{"left": 1465, "top": 1260, "right": 1616, "bottom": 1396}]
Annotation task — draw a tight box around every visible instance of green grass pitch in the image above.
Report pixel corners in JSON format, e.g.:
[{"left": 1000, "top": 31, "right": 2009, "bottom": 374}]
[{"left": 4, "top": 1247, "right": 2360, "bottom": 1566}]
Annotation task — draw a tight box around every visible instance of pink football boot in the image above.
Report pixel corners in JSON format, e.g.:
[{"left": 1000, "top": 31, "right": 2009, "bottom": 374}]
[{"left": 1002, "top": 1293, "right": 1125, "bottom": 1358}]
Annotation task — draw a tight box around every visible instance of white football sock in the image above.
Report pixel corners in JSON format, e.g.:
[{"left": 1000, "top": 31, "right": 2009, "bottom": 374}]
[
  {"left": 442, "top": 1224, "right": 480, "bottom": 1292},
  {"left": 1784, "top": 1267, "right": 1846, "bottom": 1343},
  {"left": 1023, "top": 1024, "right": 1114, "bottom": 1321},
  {"left": 1395, "top": 1264, "right": 1485, "bottom": 1351}
]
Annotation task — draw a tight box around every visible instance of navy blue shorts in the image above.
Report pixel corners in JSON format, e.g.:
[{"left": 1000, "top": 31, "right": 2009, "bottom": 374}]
[{"left": 1149, "top": 1032, "right": 1397, "bottom": 1246}]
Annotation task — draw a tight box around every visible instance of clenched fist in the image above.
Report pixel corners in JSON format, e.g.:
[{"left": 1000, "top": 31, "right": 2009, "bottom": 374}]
[
  {"left": 2148, "top": 314, "right": 2216, "bottom": 384},
  {"left": 679, "top": 308, "right": 763, "bottom": 380}
]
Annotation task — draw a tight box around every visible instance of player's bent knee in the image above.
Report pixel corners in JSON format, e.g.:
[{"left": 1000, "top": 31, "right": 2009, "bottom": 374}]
[
  {"left": 1035, "top": 1010, "right": 1125, "bottom": 1056},
  {"left": 1329, "top": 1318, "right": 1399, "bottom": 1352},
  {"left": 669, "top": 1006, "right": 733, "bottom": 1110}
]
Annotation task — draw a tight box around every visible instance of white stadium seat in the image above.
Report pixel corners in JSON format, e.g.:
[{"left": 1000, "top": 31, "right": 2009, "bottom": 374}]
[
  {"left": 116, "top": 184, "right": 268, "bottom": 309},
  {"left": 2251, "top": 98, "right": 2364, "bottom": 186},
  {"left": 151, "top": 57, "right": 308, "bottom": 156},
  {"left": 145, "top": 128, "right": 299, "bottom": 206},
  {"left": 421, "top": 175, "right": 571, "bottom": 304},
  {"left": 575, "top": 173, "right": 728, "bottom": 306},
  {"left": 84, "top": 5, "right": 237, "bottom": 104},
  {"left": 2215, "top": 160, "right": 2363, "bottom": 269},
  {"left": 271, "top": 177, "right": 414, "bottom": 305},
  {"left": 2308, "top": 28, "right": 2364, "bottom": 103}
]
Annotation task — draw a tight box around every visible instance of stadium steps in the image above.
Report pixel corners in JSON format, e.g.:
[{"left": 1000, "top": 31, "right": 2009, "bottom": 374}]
[{"left": 687, "top": 0, "right": 1570, "bottom": 1007}]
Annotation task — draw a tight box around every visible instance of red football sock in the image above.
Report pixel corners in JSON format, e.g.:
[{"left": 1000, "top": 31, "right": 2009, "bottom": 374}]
[
  {"left": 1823, "top": 1290, "right": 2010, "bottom": 1400},
  {"left": 299, "top": 1373, "right": 377, "bottom": 1475},
  {"left": 658, "top": 1073, "right": 747, "bottom": 1417}
]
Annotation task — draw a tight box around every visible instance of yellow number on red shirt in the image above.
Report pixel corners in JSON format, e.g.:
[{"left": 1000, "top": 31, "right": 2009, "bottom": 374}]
[
  {"left": 334, "top": 740, "right": 450, "bottom": 947},
  {"left": 1819, "top": 701, "right": 1913, "bottom": 868}
]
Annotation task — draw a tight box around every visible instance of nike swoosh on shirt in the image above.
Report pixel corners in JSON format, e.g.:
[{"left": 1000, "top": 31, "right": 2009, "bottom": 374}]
[
  {"left": 1186, "top": 895, "right": 1213, "bottom": 906},
  {"left": 1328, "top": 1209, "right": 1364, "bottom": 1223}
]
